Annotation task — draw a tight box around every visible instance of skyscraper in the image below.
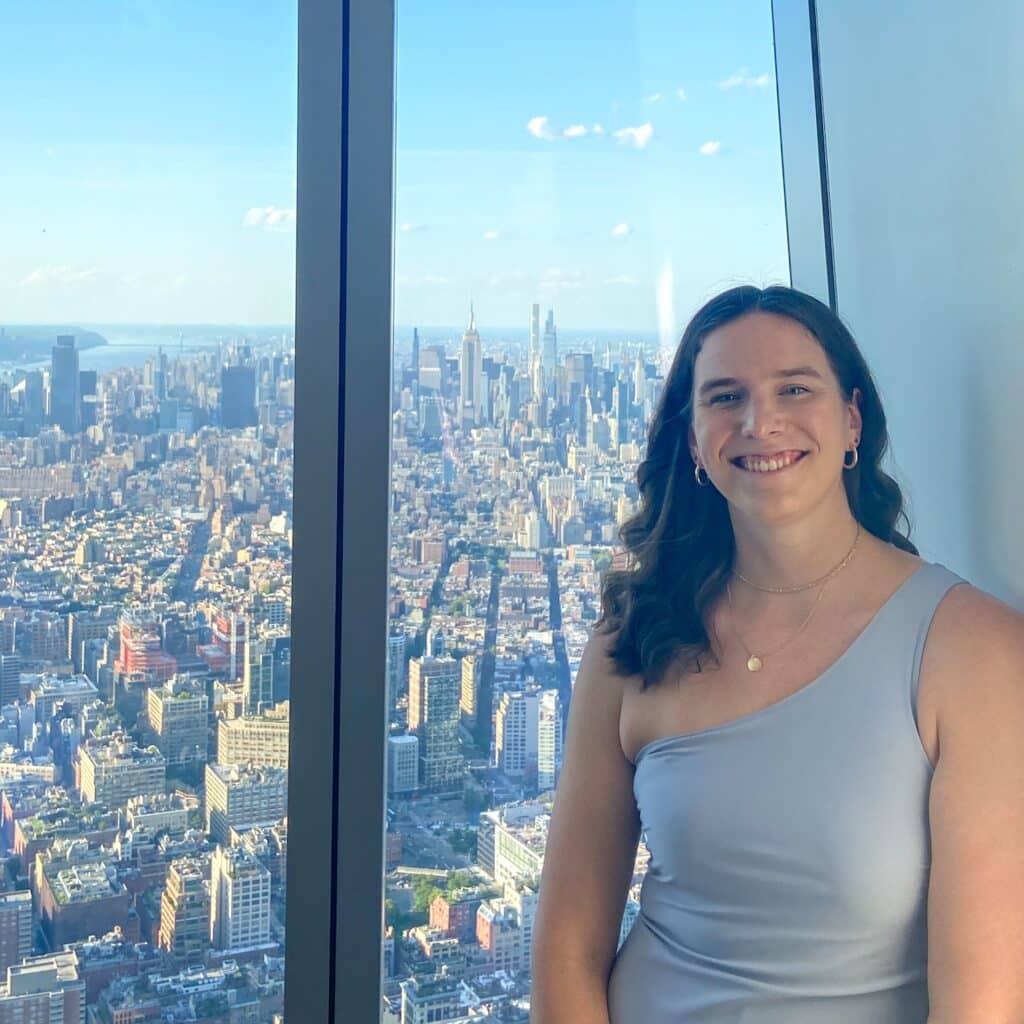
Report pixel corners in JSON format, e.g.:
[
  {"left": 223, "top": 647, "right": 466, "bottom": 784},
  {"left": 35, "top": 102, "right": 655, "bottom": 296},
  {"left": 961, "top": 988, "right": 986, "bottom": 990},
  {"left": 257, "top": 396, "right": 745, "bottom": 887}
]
[
  {"left": 537, "top": 689, "right": 563, "bottom": 791},
  {"left": 209, "top": 845, "right": 271, "bottom": 951},
  {"left": 541, "top": 309, "right": 557, "bottom": 379},
  {"left": 158, "top": 857, "right": 210, "bottom": 963},
  {"left": 242, "top": 630, "right": 290, "bottom": 713},
  {"left": 0, "top": 893, "right": 32, "bottom": 976},
  {"left": 408, "top": 656, "right": 463, "bottom": 791},
  {"left": 220, "top": 365, "right": 257, "bottom": 428},
  {"left": 495, "top": 690, "right": 539, "bottom": 777},
  {"left": 460, "top": 305, "right": 483, "bottom": 429},
  {"left": 0, "top": 655, "right": 19, "bottom": 707},
  {"left": 50, "top": 336, "right": 81, "bottom": 434},
  {"left": 529, "top": 303, "right": 540, "bottom": 398},
  {"left": 21, "top": 371, "right": 44, "bottom": 436}
]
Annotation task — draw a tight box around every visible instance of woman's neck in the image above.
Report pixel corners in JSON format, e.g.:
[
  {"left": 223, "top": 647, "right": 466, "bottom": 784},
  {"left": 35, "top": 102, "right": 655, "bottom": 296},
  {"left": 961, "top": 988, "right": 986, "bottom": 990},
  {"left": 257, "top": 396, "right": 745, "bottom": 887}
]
[{"left": 730, "top": 513, "right": 862, "bottom": 591}]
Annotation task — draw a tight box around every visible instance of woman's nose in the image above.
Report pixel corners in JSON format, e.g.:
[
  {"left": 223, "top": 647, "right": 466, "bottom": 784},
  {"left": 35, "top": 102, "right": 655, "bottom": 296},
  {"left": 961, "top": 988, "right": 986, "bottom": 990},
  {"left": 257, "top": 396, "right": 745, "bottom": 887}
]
[{"left": 741, "top": 396, "right": 783, "bottom": 436}]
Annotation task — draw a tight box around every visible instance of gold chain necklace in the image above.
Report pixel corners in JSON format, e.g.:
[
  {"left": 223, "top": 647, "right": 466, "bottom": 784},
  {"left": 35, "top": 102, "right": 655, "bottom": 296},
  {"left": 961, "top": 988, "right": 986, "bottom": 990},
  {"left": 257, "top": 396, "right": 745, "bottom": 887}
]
[
  {"left": 727, "top": 525, "right": 862, "bottom": 672},
  {"left": 733, "top": 523, "right": 861, "bottom": 593}
]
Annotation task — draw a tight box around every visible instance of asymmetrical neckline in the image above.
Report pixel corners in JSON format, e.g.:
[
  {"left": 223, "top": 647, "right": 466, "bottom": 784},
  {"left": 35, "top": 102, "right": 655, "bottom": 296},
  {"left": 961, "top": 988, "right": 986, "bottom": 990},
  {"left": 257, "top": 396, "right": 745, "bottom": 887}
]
[{"left": 631, "top": 560, "right": 936, "bottom": 766}]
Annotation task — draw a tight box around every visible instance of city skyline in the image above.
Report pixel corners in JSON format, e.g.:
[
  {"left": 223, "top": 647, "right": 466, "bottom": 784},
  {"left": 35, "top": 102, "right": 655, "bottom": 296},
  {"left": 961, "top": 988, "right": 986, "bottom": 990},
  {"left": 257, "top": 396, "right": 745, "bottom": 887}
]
[{"left": 3, "top": 0, "right": 787, "bottom": 330}]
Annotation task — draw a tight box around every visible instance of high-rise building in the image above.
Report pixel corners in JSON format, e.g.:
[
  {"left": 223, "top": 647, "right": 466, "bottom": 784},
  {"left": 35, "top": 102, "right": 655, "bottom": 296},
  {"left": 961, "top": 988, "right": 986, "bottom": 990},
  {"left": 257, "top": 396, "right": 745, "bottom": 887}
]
[
  {"left": 460, "top": 305, "right": 483, "bottom": 429},
  {"left": 386, "top": 735, "right": 418, "bottom": 795},
  {"left": 114, "top": 610, "right": 177, "bottom": 684},
  {"left": 20, "top": 371, "right": 44, "bottom": 436},
  {"left": 459, "top": 654, "right": 480, "bottom": 726},
  {"left": 417, "top": 345, "right": 446, "bottom": 396},
  {"left": 209, "top": 845, "right": 271, "bottom": 951},
  {"left": 411, "top": 327, "right": 420, "bottom": 378},
  {"left": 146, "top": 677, "right": 209, "bottom": 765},
  {"left": 158, "top": 857, "right": 210, "bottom": 963},
  {"left": 537, "top": 689, "right": 563, "bottom": 791},
  {"left": 529, "top": 303, "right": 540, "bottom": 387},
  {"left": 495, "top": 690, "right": 539, "bottom": 777},
  {"left": 242, "top": 630, "right": 290, "bottom": 713},
  {"left": 407, "top": 657, "right": 463, "bottom": 791},
  {"left": 386, "top": 630, "right": 406, "bottom": 708},
  {"left": 66, "top": 608, "right": 117, "bottom": 675},
  {"left": 78, "top": 734, "right": 167, "bottom": 807},
  {"left": 541, "top": 309, "right": 558, "bottom": 391},
  {"left": 0, "top": 656, "right": 19, "bottom": 707},
  {"left": 220, "top": 365, "right": 257, "bottom": 428},
  {"left": 0, "top": 952, "right": 84, "bottom": 1023},
  {"left": 0, "top": 893, "right": 32, "bottom": 976},
  {"left": 50, "top": 336, "right": 81, "bottom": 434},
  {"left": 204, "top": 763, "right": 287, "bottom": 843},
  {"left": 217, "top": 703, "right": 289, "bottom": 768}
]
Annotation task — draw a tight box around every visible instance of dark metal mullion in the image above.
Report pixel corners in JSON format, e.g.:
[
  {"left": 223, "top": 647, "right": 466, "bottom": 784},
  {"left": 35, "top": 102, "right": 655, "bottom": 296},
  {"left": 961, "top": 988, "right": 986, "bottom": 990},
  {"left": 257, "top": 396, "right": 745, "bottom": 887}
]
[
  {"left": 807, "top": 0, "right": 837, "bottom": 311},
  {"left": 335, "top": 0, "right": 395, "bottom": 1021},
  {"left": 772, "top": 0, "right": 834, "bottom": 306}
]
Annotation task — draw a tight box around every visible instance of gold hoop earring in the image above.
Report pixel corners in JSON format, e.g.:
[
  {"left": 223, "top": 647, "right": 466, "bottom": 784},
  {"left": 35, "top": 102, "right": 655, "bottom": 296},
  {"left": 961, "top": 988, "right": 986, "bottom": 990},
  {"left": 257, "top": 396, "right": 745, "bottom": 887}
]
[
  {"left": 694, "top": 463, "right": 710, "bottom": 487},
  {"left": 843, "top": 445, "right": 859, "bottom": 470}
]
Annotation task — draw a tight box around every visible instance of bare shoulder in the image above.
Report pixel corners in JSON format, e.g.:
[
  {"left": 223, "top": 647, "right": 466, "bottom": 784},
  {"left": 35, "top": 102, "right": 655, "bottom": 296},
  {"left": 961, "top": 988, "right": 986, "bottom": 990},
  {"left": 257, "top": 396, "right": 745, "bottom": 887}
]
[{"left": 926, "top": 581, "right": 1024, "bottom": 728}]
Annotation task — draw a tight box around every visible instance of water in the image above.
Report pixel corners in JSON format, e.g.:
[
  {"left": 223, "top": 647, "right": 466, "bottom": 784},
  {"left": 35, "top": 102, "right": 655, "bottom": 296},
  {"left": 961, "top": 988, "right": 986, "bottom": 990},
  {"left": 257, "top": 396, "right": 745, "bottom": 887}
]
[{"left": 0, "top": 325, "right": 293, "bottom": 376}]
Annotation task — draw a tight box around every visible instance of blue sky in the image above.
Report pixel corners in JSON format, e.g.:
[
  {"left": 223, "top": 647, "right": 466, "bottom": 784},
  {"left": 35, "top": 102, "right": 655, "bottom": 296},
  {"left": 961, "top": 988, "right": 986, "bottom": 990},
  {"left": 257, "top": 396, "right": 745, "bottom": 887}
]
[{"left": 2, "top": 0, "right": 788, "bottom": 335}]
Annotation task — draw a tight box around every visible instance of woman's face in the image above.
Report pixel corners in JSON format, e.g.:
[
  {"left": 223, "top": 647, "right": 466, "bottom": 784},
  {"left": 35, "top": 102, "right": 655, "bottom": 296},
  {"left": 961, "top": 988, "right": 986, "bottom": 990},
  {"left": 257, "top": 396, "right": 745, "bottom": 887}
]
[{"left": 687, "top": 311, "right": 862, "bottom": 524}]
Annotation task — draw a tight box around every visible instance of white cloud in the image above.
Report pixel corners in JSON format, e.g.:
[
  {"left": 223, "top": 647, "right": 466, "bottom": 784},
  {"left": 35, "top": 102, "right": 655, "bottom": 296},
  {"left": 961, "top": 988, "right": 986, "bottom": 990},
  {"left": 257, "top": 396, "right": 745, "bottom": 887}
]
[
  {"left": 718, "top": 67, "right": 773, "bottom": 90},
  {"left": 399, "top": 222, "right": 427, "bottom": 233},
  {"left": 611, "top": 222, "right": 633, "bottom": 237},
  {"left": 538, "top": 267, "right": 584, "bottom": 293},
  {"left": 527, "top": 116, "right": 556, "bottom": 140},
  {"left": 18, "top": 265, "right": 99, "bottom": 287},
  {"left": 243, "top": 205, "right": 296, "bottom": 230},
  {"left": 592, "top": 123, "right": 605, "bottom": 135},
  {"left": 613, "top": 123, "right": 654, "bottom": 149},
  {"left": 422, "top": 274, "right": 450, "bottom": 285},
  {"left": 604, "top": 274, "right": 638, "bottom": 286},
  {"left": 676, "top": 87, "right": 687, "bottom": 101},
  {"left": 482, "top": 230, "right": 500, "bottom": 240},
  {"left": 644, "top": 92, "right": 662, "bottom": 104},
  {"left": 699, "top": 140, "right": 721, "bottom": 156},
  {"left": 562, "top": 124, "right": 588, "bottom": 138}
]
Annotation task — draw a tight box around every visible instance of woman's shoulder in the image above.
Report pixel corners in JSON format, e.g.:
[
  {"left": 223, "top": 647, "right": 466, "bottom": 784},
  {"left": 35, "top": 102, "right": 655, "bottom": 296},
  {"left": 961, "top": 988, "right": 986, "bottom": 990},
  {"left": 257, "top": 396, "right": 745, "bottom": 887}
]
[{"left": 923, "top": 568, "right": 1024, "bottom": 724}]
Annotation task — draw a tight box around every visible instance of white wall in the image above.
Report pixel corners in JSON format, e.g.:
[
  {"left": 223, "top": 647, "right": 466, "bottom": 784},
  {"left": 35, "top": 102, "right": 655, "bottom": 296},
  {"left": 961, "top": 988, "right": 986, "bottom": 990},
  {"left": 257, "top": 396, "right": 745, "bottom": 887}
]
[{"left": 804, "top": 1, "right": 1024, "bottom": 607}]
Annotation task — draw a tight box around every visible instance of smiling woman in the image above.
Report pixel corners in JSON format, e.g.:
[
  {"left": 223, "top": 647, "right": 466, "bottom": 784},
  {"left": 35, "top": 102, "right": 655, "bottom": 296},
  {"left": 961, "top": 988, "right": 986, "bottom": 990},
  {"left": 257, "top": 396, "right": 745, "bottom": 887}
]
[{"left": 531, "top": 283, "right": 986, "bottom": 1023}]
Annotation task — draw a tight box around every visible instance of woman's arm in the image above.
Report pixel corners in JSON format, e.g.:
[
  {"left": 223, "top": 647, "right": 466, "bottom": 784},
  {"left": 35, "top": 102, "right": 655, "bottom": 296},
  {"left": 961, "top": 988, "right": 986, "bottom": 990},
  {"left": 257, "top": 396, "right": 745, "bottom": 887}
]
[
  {"left": 530, "top": 629, "right": 642, "bottom": 1023},
  {"left": 923, "top": 584, "right": 1024, "bottom": 1022}
]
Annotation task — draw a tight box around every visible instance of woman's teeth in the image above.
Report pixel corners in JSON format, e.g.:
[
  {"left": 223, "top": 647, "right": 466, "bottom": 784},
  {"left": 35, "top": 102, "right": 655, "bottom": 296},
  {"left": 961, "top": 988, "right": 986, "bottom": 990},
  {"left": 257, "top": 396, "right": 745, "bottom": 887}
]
[{"left": 736, "top": 452, "right": 805, "bottom": 473}]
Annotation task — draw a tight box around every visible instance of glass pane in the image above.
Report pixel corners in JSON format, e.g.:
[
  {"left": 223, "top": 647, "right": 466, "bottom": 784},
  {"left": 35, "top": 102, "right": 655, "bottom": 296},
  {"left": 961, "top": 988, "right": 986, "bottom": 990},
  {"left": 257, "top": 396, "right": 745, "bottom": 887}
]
[
  {"left": 1, "top": 4, "right": 295, "bottom": 1020},
  {"left": 385, "top": 1, "right": 787, "bottom": 1019}
]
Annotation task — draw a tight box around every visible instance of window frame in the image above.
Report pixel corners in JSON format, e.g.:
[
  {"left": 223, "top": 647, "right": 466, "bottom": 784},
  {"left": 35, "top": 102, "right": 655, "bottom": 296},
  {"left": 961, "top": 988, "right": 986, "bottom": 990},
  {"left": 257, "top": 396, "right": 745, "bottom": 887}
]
[{"left": 287, "top": 0, "right": 395, "bottom": 1019}]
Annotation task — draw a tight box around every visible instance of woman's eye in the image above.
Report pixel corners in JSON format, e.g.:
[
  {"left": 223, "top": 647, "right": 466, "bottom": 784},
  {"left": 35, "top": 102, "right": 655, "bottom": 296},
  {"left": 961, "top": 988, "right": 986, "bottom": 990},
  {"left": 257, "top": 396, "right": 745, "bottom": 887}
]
[{"left": 709, "top": 385, "right": 809, "bottom": 406}]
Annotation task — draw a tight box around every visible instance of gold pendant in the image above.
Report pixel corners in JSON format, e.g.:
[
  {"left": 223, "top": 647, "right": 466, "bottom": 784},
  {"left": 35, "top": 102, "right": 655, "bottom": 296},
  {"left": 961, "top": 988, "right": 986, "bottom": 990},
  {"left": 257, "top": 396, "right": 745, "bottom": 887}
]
[{"left": 747, "top": 655, "right": 763, "bottom": 672}]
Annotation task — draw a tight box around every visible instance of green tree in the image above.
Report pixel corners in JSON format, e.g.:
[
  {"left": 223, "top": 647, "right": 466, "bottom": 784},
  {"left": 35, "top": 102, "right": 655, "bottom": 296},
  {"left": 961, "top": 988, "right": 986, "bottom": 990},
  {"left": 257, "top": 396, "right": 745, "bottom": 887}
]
[{"left": 412, "top": 879, "right": 442, "bottom": 914}]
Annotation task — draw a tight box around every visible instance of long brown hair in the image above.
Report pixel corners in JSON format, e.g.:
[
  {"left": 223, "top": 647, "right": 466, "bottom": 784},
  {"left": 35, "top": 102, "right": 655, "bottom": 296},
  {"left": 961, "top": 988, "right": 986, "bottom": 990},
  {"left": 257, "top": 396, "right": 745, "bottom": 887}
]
[{"left": 595, "top": 284, "right": 917, "bottom": 690}]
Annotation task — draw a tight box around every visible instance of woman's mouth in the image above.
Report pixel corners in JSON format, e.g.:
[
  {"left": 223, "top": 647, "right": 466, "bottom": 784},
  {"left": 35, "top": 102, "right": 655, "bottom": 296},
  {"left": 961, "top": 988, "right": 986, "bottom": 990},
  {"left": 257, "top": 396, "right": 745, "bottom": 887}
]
[{"left": 730, "top": 450, "right": 808, "bottom": 474}]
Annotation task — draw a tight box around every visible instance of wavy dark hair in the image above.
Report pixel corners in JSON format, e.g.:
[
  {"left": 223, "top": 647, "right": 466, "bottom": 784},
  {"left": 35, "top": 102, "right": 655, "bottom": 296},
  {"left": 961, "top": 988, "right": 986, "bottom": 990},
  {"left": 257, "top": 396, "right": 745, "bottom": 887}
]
[{"left": 595, "top": 284, "right": 918, "bottom": 690}]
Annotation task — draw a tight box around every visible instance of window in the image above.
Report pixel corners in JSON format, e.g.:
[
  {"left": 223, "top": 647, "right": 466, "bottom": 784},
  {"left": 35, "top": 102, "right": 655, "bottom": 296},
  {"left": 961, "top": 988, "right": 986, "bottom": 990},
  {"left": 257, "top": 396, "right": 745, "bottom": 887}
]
[
  {"left": 383, "top": 0, "right": 787, "bottom": 1017},
  {"left": 2, "top": 4, "right": 296, "bottom": 1018}
]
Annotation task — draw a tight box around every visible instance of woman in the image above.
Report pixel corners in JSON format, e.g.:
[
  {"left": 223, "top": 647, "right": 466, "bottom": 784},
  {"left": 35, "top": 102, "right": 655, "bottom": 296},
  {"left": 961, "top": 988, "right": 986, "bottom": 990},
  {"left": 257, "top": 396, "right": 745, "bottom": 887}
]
[{"left": 530, "top": 285, "right": 1024, "bottom": 1022}]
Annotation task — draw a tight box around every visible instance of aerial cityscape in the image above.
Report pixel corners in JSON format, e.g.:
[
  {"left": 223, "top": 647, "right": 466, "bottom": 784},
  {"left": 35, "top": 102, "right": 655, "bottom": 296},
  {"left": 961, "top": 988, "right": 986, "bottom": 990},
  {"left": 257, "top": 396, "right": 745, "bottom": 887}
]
[{"left": 0, "top": 303, "right": 681, "bottom": 1022}]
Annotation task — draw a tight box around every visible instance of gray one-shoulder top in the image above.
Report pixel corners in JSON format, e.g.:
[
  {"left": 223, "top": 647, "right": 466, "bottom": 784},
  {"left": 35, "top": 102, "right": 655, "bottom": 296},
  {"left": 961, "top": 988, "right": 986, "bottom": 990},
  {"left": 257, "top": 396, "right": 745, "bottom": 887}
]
[{"left": 607, "top": 561, "right": 966, "bottom": 1023}]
